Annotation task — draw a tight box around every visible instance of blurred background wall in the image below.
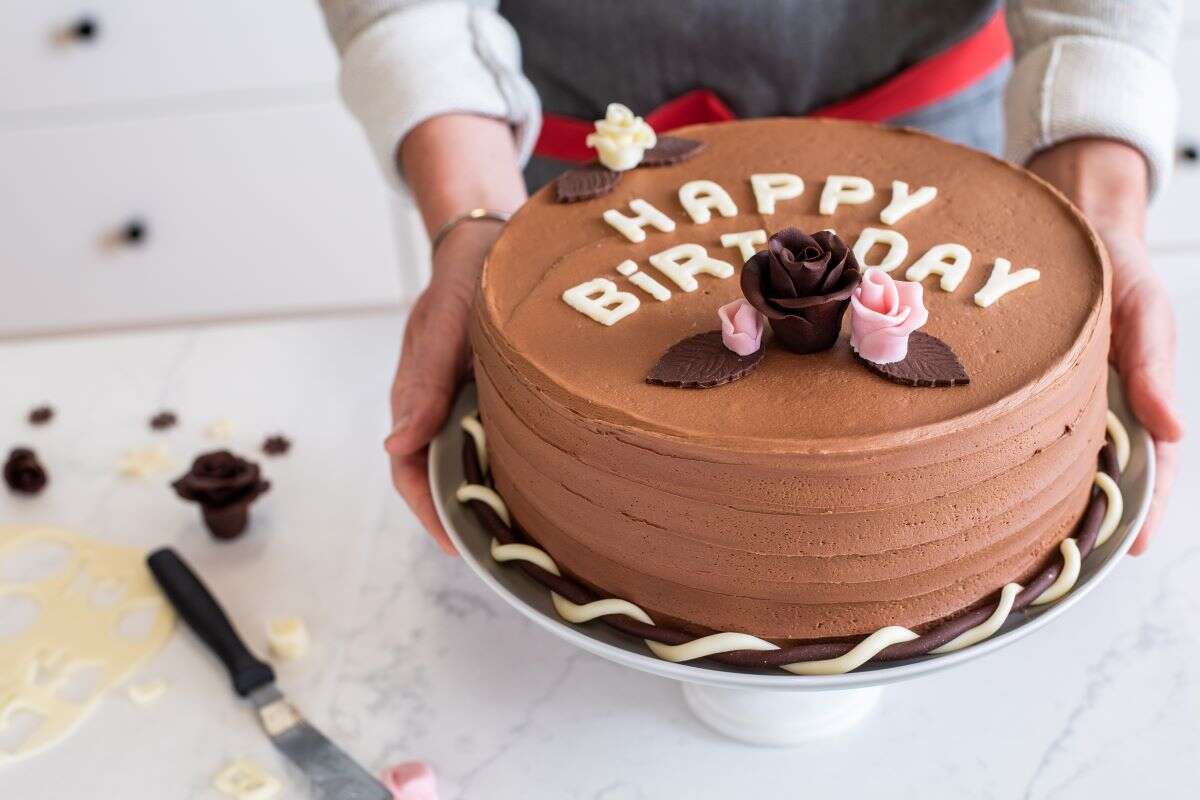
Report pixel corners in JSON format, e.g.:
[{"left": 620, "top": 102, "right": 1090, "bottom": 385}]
[
  {"left": 0, "top": 1, "right": 430, "bottom": 338},
  {"left": 0, "top": 3, "right": 1194, "bottom": 339}
]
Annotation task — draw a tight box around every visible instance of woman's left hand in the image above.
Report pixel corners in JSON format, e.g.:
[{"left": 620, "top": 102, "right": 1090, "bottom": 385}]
[{"left": 1029, "top": 139, "right": 1184, "bottom": 554}]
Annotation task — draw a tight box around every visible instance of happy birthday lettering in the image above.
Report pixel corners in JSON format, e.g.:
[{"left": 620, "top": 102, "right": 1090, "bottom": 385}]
[{"left": 562, "top": 175, "right": 1041, "bottom": 326}]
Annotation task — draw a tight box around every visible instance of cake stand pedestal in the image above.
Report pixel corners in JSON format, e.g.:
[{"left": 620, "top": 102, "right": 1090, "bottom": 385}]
[
  {"left": 681, "top": 683, "right": 883, "bottom": 745},
  {"left": 430, "top": 378, "right": 1153, "bottom": 746}
]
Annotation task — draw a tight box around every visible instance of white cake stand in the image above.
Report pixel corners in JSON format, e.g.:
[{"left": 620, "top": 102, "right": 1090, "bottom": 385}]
[{"left": 429, "top": 376, "right": 1153, "bottom": 746}]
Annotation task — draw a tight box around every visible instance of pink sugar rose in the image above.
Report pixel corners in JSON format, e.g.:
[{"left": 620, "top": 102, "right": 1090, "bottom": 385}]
[
  {"left": 849, "top": 268, "right": 929, "bottom": 364},
  {"left": 717, "top": 299, "right": 766, "bottom": 356}
]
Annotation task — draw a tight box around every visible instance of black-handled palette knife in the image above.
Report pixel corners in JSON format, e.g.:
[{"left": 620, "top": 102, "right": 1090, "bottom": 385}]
[{"left": 147, "top": 547, "right": 390, "bottom": 800}]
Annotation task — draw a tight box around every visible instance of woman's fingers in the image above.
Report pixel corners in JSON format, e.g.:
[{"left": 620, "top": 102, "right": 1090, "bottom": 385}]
[
  {"left": 390, "top": 448, "right": 458, "bottom": 555},
  {"left": 1112, "top": 275, "right": 1185, "bottom": 444},
  {"left": 1129, "top": 440, "right": 1178, "bottom": 556}
]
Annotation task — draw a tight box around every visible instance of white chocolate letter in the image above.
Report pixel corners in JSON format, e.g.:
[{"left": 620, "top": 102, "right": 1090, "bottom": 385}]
[
  {"left": 852, "top": 227, "right": 909, "bottom": 273},
  {"left": 562, "top": 278, "right": 640, "bottom": 325},
  {"left": 720, "top": 229, "right": 768, "bottom": 262},
  {"left": 880, "top": 180, "right": 937, "bottom": 225},
  {"left": 974, "top": 258, "right": 1041, "bottom": 307},
  {"left": 819, "top": 175, "right": 874, "bottom": 215},
  {"left": 602, "top": 198, "right": 676, "bottom": 243},
  {"left": 906, "top": 243, "right": 972, "bottom": 291},
  {"left": 617, "top": 259, "right": 671, "bottom": 301},
  {"left": 648, "top": 243, "right": 734, "bottom": 292},
  {"left": 678, "top": 180, "right": 737, "bottom": 225},
  {"left": 750, "top": 173, "right": 805, "bottom": 214}
]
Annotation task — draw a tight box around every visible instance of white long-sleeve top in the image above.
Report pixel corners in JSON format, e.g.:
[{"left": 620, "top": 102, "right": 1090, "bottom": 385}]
[{"left": 322, "top": 0, "right": 1181, "bottom": 196}]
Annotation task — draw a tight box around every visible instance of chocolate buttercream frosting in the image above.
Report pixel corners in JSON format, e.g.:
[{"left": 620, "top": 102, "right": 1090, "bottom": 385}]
[
  {"left": 741, "top": 228, "right": 861, "bottom": 353},
  {"left": 460, "top": 435, "right": 1120, "bottom": 670}
]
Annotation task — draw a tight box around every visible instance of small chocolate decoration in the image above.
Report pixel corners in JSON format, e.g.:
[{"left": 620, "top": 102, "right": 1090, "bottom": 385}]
[
  {"left": 741, "top": 228, "right": 861, "bottom": 354},
  {"left": 149, "top": 411, "right": 178, "bottom": 430},
  {"left": 555, "top": 164, "right": 621, "bottom": 203},
  {"left": 641, "top": 136, "right": 706, "bottom": 167},
  {"left": 646, "top": 331, "right": 765, "bottom": 389},
  {"left": 262, "top": 435, "right": 291, "bottom": 456},
  {"left": 4, "top": 448, "right": 48, "bottom": 495},
  {"left": 171, "top": 450, "right": 270, "bottom": 540},
  {"left": 28, "top": 406, "right": 54, "bottom": 426},
  {"left": 856, "top": 331, "right": 970, "bottom": 387}
]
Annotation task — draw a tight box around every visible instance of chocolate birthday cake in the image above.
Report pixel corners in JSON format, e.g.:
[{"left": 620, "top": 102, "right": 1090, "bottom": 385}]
[{"left": 458, "top": 112, "right": 1125, "bottom": 673}]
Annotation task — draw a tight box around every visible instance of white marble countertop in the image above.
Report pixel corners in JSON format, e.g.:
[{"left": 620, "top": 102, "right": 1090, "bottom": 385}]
[{"left": 2, "top": 252, "right": 1198, "bottom": 800}]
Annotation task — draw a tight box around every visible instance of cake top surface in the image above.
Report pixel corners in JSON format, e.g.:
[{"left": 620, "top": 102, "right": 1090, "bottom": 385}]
[{"left": 478, "top": 118, "right": 1107, "bottom": 451}]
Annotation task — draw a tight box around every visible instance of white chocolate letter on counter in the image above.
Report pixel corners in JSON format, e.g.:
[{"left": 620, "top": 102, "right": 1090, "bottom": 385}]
[
  {"left": 266, "top": 616, "right": 309, "bottom": 661},
  {"left": 906, "top": 243, "right": 972, "bottom": 291},
  {"left": 562, "top": 278, "right": 640, "bottom": 325},
  {"left": 648, "top": 243, "right": 734, "bottom": 292},
  {"left": 602, "top": 198, "right": 676, "bottom": 243},
  {"left": 974, "top": 258, "right": 1041, "bottom": 307},
  {"left": 750, "top": 173, "right": 804, "bottom": 214},
  {"left": 852, "top": 227, "right": 909, "bottom": 273},
  {"left": 880, "top": 180, "right": 937, "bottom": 225},
  {"left": 678, "top": 180, "right": 737, "bottom": 225},
  {"left": 214, "top": 759, "right": 282, "bottom": 800},
  {"left": 617, "top": 259, "right": 672, "bottom": 301},
  {"left": 819, "top": 175, "right": 874, "bottom": 214},
  {"left": 720, "top": 229, "right": 768, "bottom": 262}
]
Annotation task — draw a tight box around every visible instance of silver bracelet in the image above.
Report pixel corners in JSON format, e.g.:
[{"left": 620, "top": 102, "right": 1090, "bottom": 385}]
[{"left": 430, "top": 208, "right": 512, "bottom": 253}]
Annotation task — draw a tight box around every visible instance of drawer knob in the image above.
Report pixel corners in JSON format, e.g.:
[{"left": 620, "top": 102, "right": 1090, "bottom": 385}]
[
  {"left": 1181, "top": 142, "right": 1198, "bottom": 165},
  {"left": 121, "top": 219, "right": 148, "bottom": 245},
  {"left": 70, "top": 16, "right": 99, "bottom": 42}
]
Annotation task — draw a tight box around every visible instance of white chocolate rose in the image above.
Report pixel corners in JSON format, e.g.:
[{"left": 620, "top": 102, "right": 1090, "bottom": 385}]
[{"left": 586, "top": 103, "right": 657, "bottom": 171}]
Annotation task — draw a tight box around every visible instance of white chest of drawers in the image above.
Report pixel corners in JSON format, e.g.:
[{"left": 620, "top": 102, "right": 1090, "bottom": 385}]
[{"left": 0, "top": 1, "right": 409, "bottom": 338}]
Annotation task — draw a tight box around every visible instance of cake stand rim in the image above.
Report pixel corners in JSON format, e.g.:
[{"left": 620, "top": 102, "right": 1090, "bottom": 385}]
[{"left": 430, "top": 373, "right": 1153, "bottom": 692}]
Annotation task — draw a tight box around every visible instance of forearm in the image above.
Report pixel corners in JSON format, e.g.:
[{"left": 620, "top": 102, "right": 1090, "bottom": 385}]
[
  {"left": 1027, "top": 138, "right": 1147, "bottom": 233},
  {"left": 400, "top": 114, "right": 528, "bottom": 239}
]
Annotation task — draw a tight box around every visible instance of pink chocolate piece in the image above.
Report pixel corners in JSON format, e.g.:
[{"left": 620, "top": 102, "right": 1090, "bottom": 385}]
[{"left": 381, "top": 761, "right": 439, "bottom": 800}]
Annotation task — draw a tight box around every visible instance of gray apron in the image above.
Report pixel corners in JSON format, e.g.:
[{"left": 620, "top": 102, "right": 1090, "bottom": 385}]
[{"left": 498, "top": 0, "right": 1006, "bottom": 188}]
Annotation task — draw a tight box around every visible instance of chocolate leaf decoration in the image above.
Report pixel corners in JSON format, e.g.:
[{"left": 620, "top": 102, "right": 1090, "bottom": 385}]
[
  {"left": 856, "top": 331, "right": 970, "bottom": 387},
  {"left": 555, "top": 164, "right": 621, "bottom": 202},
  {"left": 641, "top": 136, "right": 705, "bottom": 167},
  {"left": 646, "top": 331, "right": 765, "bottom": 389}
]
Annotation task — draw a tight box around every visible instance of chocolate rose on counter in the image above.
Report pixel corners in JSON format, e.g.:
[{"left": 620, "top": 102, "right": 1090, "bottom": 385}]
[
  {"left": 740, "top": 228, "right": 861, "bottom": 353},
  {"left": 172, "top": 450, "right": 270, "bottom": 540},
  {"left": 4, "top": 447, "right": 47, "bottom": 495}
]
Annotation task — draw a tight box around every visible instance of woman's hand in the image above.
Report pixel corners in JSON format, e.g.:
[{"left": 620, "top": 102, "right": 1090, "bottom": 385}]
[
  {"left": 384, "top": 222, "right": 501, "bottom": 554},
  {"left": 386, "top": 114, "right": 527, "bottom": 553},
  {"left": 1029, "top": 139, "right": 1184, "bottom": 554}
]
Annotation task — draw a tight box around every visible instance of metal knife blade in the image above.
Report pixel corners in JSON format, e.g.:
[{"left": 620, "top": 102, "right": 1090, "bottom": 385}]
[
  {"left": 251, "top": 685, "right": 391, "bottom": 800},
  {"left": 146, "top": 548, "right": 391, "bottom": 800}
]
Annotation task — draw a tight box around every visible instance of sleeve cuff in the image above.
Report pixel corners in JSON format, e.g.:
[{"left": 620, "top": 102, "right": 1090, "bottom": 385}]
[
  {"left": 336, "top": 1, "right": 541, "bottom": 191},
  {"left": 1005, "top": 35, "right": 1178, "bottom": 197}
]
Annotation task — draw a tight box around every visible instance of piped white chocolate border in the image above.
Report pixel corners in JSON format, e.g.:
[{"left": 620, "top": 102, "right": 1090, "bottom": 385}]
[{"left": 455, "top": 412, "right": 1128, "bottom": 675}]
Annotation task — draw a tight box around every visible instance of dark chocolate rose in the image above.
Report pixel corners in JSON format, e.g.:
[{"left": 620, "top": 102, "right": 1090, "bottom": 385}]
[
  {"left": 172, "top": 450, "right": 270, "bottom": 539},
  {"left": 741, "top": 228, "right": 862, "bottom": 353},
  {"left": 4, "top": 447, "right": 48, "bottom": 495}
]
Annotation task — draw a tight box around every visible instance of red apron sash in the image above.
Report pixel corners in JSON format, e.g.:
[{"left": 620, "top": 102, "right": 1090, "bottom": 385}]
[{"left": 534, "top": 9, "right": 1011, "bottom": 164}]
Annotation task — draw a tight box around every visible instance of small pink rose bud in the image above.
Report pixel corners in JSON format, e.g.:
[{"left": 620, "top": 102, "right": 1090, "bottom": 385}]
[
  {"left": 849, "top": 268, "right": 929, "bottom": 364},
  {"left": 717, "top": 299, "right": 766, "bottom": 356}
]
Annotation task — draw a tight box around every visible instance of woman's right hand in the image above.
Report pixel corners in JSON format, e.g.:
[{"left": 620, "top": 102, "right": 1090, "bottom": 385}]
[
  {"left": 384, "top": 220, "right": 502, "bottom": 554},
  {"left": 386, "top": 114, "right": 528, "bottom": 553}
]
